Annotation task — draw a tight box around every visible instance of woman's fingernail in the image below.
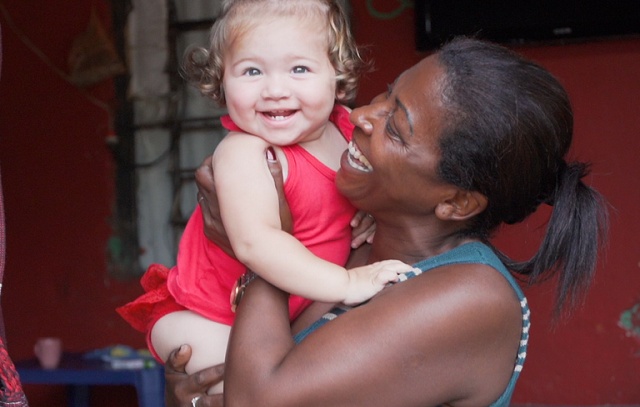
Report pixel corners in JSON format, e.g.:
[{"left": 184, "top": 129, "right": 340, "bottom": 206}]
[{"left": 266, "top": 147, "right": 276, "bottom": 162}]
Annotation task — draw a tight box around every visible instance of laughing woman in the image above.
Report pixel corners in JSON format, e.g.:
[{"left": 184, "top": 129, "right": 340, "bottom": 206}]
[{"left": 166, "top": 37, "right": 608, "bottom": 407}]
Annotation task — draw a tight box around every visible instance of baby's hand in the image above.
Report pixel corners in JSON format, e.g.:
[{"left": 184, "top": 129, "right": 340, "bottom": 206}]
[
  {"left": 350, "top": 211, "right": 376, "bottom": 248},
  {"left": 344, "top": 260, "right": 417, "bottom": 305}
]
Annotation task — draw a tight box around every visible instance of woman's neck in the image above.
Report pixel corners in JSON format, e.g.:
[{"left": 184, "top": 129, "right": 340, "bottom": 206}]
[{"left": 366, "top": 218, "right": 477, "bottom": 265}]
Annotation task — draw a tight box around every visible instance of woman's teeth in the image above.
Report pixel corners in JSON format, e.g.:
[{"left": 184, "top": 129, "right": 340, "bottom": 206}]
[{"left": 347, "top": 141, "right": 372, "bottom": 172}]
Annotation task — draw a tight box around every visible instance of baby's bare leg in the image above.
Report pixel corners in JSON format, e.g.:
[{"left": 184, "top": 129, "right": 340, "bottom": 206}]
[{"left": 151, "top": 310, "right": 230, "bottom": 394}]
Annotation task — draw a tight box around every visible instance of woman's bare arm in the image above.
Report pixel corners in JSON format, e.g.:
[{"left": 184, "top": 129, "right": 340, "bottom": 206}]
[{"left": 225, "top": 263, "right": 522, "bottom": 407}]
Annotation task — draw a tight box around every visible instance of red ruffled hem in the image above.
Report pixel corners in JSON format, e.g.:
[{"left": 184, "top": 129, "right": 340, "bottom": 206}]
[{"left": 116, "top": 264, "right": 183, "bottom": 333}]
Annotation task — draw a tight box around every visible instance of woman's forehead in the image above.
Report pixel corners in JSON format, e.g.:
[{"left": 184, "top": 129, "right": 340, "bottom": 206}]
[
  {"left": 396, "top": 55, "right": 442, "bottom": 90},
  {"left": 394, "top": 57, "right": 445, "bottom": 115}
]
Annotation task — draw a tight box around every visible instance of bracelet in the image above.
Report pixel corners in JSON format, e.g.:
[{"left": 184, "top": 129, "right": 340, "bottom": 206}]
[{"left": 230, "top": 270, "right": 257, "bottom": 312}]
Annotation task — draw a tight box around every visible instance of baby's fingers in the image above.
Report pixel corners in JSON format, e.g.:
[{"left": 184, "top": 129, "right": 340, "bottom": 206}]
[{"left": 373, "top": 260, "right": 420, "bottom": 285}]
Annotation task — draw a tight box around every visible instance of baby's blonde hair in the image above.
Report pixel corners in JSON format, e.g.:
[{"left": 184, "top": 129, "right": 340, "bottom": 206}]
[{"left": 182, "top": 0, "right": 368, "bottom": 105}]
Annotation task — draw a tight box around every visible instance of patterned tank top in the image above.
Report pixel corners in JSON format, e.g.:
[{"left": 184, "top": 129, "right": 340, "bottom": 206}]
[{"left": 293, "top": 242, "right": 530, "bottom": 407}]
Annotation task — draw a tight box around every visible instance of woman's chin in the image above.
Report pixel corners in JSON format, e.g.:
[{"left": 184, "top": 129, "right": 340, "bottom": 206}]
[{"left": 337, "top": 151, "right": 371, "bottom": 202}]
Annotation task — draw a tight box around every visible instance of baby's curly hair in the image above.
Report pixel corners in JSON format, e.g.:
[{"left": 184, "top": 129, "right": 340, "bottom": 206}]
[{"left": 182, "top": 0, "right": 369, "bottom": 106}]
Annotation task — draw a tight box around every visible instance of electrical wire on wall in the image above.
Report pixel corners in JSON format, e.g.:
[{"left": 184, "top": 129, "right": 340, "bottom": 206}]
[{"left": 366, "top": 0, "right": 413, "bottom": 20}]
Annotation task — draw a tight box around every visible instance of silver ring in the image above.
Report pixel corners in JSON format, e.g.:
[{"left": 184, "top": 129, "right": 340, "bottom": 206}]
[
  {"left": 198, "top": 195, "right": 205, "bottom": 202},
  {"left": 191, "top": 395, "right": 201, "bottom": 407}
]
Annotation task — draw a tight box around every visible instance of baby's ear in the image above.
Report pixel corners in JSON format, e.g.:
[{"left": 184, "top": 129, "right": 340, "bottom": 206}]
[{"left": 436, "top": 190, "right": 487, "bottom": 221}]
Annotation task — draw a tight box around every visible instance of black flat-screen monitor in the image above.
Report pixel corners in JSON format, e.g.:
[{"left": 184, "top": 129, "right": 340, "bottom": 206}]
[{"left": 416, "top": 0, "right": 640, "bottom": 50}]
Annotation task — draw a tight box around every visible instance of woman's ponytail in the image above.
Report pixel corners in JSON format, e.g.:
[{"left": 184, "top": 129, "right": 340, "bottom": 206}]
[{"left": 504, "top": 161, "right": 609, "bottom": 317}]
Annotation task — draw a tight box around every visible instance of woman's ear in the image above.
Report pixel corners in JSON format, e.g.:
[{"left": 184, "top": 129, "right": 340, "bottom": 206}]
[{"left": 435, "top": 190, "right": 488, "bottom": 221}]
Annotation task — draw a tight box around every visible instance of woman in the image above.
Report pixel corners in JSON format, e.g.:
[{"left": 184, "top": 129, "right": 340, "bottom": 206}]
[{"left": 165, "top": 37, "right": 607, "bottom": 407}]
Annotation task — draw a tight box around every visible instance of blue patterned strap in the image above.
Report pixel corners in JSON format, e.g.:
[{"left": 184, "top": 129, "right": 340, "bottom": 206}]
[
  {"left": 489, "top": 296, "right": 530, "bottom": 407},
  {"left": 294, "top": 305, "right": 349, "bottom": 344},
  {"left": 293, "top": 267, "right": 425, "bottom": 344}
]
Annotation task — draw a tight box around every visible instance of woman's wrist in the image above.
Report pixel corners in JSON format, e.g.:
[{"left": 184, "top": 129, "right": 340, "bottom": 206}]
[{"left": 230, "top": 270, "right": 258, "bottom": 312}]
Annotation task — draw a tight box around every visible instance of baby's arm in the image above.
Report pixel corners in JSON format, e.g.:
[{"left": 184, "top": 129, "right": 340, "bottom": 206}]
[{"left": 213, "top": 132, "right": 414, "bottom": 305}]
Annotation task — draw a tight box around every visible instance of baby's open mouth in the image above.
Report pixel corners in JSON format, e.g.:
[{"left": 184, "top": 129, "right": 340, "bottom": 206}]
[
  {"left": 263, "top": 110, "right": 295, "bottom": 121},
  {"left": 347, "top": 141, "right": 372, "bottom": 172}
]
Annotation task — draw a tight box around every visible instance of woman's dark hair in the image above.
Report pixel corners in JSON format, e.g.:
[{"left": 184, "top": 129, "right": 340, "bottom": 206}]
[{"left": 436, "top": 37, "right": 608, "bottom": 317}]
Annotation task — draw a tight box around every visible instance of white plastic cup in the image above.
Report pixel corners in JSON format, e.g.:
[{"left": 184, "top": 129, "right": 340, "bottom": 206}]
[{"left": 34, "top": 337, "right": 62, "bottom": 369}]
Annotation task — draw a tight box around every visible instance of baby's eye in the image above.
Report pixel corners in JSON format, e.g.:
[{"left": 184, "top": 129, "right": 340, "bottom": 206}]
[
  {"left": 292, "top": 66, "right": 310, "bottom": 74},
  {"left": 243, "top": 67, "right": 261, "bottom": 76}
]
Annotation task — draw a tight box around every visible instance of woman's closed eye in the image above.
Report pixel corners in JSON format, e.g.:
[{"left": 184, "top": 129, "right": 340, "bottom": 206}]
[
  {"left": 385, "top": 113, "right": 405, "bottom": 144},
  {"left": 382, "top": 84, "right": 404, "bottom": 143}
]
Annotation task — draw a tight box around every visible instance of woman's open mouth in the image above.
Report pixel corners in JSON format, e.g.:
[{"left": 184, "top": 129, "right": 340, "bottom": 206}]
[{"left": 347, "top": 141, "right": 372, "bottom": 172}]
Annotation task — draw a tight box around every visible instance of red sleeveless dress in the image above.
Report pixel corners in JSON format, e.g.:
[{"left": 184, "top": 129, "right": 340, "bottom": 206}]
[{"left": 116, "top": 105, "right": 356, "bottom": 359}]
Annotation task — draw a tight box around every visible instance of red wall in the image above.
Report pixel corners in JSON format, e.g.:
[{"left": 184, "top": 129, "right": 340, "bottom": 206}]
[
  {"left": 0, "top": 1, "right": 143, "bottom": 405},
  {"left": 0, "top": 1, "right": 638, "bottom": 405}
]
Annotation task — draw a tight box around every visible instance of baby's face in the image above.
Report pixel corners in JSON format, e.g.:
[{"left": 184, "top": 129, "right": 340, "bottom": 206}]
[{"left": 222, "top": 15, "right": 338, "bottom": 147}]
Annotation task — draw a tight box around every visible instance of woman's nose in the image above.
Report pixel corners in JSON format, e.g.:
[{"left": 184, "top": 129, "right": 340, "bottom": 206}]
[
  {"left": 350, "top": 107, "right": 373, "bottom": 135},
  {"left": 350, "top": 100, "right": 385, "bottom": 135}
]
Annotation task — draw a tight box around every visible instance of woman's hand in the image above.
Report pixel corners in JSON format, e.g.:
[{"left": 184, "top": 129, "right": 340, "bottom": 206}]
[
  {"left": 350, "top": 211, "right": 376, "bottom": 248},
  {"left": 195, "top": 147, "right": 293, "bottom": 258},
  {"left": 164, "top": 345, "right": 225, "bottom": 407},
  {"left": 195, "top": 155, "right": 234, "bottom": 257},
  {"left": 265, "top": 146, "right": 293, "bottom": 234}
]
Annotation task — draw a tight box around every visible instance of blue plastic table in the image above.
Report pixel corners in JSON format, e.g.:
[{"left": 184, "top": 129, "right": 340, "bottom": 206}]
[{"left": 15, "top": 353, "right": 164, "bottom": 407}]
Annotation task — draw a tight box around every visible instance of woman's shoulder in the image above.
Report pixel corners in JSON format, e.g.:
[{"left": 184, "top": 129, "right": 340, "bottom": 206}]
[
  {"left": 292, "top": 257, "right": 523, "bottom": 406},
  {"left": 390, "top": 260, "right": 520, "bottom": 318},
  {"left": 371, "top": 262, "right": 522, "bottom": 404},
  {"left": 430, "top": 262, "right": 520, "bottom": 319}
]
